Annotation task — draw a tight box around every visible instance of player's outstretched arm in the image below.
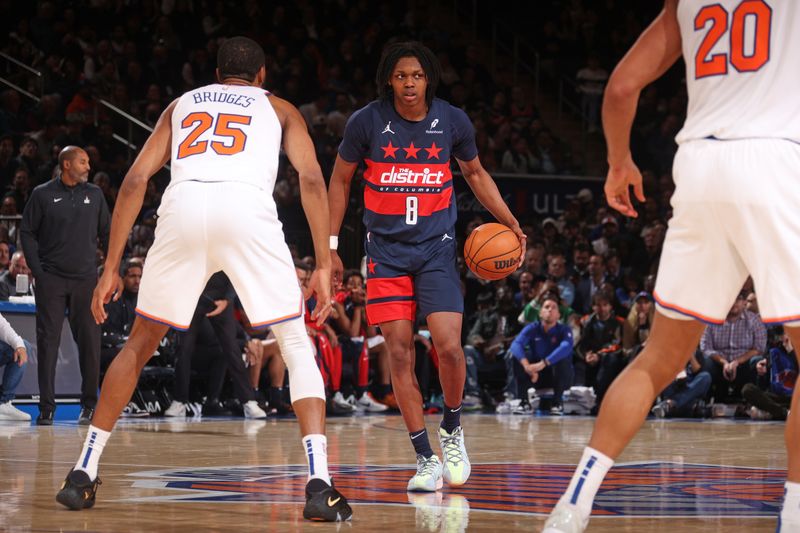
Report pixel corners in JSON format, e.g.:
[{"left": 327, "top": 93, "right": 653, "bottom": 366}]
[
  {"left": 457, "top": 156, "right": 526, "bottom": 262},
  {"left": 603, "top": 0, "right": 681, "bottom": 217},
  {"left": 92, "top": 100, "right": 175, "bottom": 324},
  {"left": 328, "top": 155, "right": 359, "bottom": 286},
  {"left": 271, "top": 96, "right": 332, "bottom": 324}
]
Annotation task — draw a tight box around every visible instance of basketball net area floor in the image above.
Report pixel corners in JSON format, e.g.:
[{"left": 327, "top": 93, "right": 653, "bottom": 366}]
[{"left": 0, "top": 414, "right": 782, "bottom": 532}]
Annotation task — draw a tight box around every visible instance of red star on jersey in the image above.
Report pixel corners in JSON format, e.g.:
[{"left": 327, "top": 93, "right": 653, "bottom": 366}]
[
  {"left": 367, "top": 258, "right": 377, "bottom": 274},
  {"left": 425, "top": 142, "right": 443, "bottom": 159},
  {"left": 403, "top": 142, "right": 420, "bottom": 159},
  {"left": 381, "top": 141, "right": 399, "bottom": 159}
]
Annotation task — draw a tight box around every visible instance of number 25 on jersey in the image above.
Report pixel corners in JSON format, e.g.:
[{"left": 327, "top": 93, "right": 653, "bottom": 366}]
[
  {"left": 694, "top": 0, "right": 771, "bottom": 79},
  {"left": 177, "top": 112, "right": 251, "bottom": 159}
]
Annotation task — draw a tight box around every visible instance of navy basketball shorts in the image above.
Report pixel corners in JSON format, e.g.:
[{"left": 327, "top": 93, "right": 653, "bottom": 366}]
[{"left": 363, "top": 231, "right": 464, "bottom": 325}]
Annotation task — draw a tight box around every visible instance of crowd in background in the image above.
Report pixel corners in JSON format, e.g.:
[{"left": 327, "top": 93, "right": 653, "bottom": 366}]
[{"left": 0, "top": 0, "right": 792, "bottom": 421}]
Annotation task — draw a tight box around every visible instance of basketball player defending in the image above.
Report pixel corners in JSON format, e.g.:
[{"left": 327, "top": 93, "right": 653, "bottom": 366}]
[
  {"left": 544, "top": 1, "right": 800, "bottom": 531},
  {"left": 56, "top": 37, "right": 352, "bottom": 521},
  {"left": 329, "top": 41, "right": 525, "bottom": 491}
]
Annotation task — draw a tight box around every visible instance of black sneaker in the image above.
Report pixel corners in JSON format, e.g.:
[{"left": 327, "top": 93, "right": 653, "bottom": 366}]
[
  {"left": 36, "top": 409, "right": 54, "bottom": 426},
  {"left": 303, "top": 478, "right": 353, "bottom": 522},
  {"left": 78, "top": 407, "right": 94, "bottom": 425},
  {"left": 56, "top": 469, "right": 102, "bottom": 510}
]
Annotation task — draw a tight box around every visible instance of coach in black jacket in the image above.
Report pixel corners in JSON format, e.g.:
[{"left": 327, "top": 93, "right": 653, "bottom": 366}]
[{"left": 20, "top": 146, "right": 110, "bottom": 425}]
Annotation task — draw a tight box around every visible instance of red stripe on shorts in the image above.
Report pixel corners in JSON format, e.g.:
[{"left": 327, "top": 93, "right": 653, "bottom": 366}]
[
  {"left": 366, "top": 300, "right": 416, "bottom": 325},
  {"left": 367, "top": 276, "right": 414, "bottom": 300}
]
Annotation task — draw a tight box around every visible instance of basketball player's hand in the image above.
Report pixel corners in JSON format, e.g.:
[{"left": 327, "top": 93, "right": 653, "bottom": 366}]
[
  {"left": 331, "top": 250, "right": 344, "bottom": 291},
  {"left": 91, "top": 269, "right": 123, "bottom": 324},
  {"left": 309, "top": 267, "right": 332, "bottom": 326},
  {"left": 511, "top": 224, "right": 527, "bottom": 267},
  {"left": 605, "top": 154, "right": 645, "bottom": 218}
]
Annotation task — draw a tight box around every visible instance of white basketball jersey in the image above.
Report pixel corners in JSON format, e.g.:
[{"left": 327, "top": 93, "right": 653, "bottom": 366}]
[
  {"left": 169, "top": 83, "right": 282, "bottom": 191},
  {"left": 676, "top": 0, "right": 800, "bottom": 144}
]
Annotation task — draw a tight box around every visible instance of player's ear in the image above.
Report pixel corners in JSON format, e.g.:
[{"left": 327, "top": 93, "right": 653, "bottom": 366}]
[
  {"left": 215, "top": 68, "right": 221, "bottom": 83},
  {"left": 256, "top": 66, "right": 266, "bottom": 87}
]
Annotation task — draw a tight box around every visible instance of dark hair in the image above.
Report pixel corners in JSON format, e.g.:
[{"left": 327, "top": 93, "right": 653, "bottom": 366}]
[
  {"left": 375, "top": 41, "right": 441, "bottom": 107},
  {"left": 343, "top": 269, "right": 363, "bottom": 285},
  {"left": 592, "top": 291, "right": 611, "bottom": 306},
  {"left": 293, "top": 259, "right": 312, "bottom": 272},
  {"left": 217, "top": 36, "right": 265, "bottom": 82},
  {"left": 120, "top": 259, "right": 143, "bottom": 277}
]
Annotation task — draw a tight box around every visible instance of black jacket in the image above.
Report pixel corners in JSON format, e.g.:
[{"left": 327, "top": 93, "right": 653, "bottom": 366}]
[{"left": 20, "top": 178, "right": 110, "bottom": 279}]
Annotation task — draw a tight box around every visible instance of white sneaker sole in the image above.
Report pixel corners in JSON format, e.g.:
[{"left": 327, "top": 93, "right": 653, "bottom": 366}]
[{"left": 406, "top": 476, "right": 444, "bottom": 492}]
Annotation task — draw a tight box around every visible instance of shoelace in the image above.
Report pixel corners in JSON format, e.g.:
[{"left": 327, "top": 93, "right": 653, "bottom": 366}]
[
  {"left": 417, "top": 456, "right": 441, "bottom": 477},
  {"left": 440, "top": 430, "right": 465, "bottom": 467}
]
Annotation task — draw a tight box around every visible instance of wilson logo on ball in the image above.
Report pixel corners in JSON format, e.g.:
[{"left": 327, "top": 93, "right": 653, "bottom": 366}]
[
  {"left": 494, "top": 258, "right": 517, "bottom": 270},
  {"left": 464, "top": 222, "right": 520, "bottom": 281}
]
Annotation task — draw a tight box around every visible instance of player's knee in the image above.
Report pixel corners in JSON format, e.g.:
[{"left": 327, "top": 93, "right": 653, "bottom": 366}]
[
  {"left": 435, "top": 340, "right": 463, "bottom": 363},
  {"left": 271, "top": 318, "right": 325, "bottom": 402}
]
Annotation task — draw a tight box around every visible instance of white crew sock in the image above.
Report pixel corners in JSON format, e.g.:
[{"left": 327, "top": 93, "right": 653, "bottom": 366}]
[
  {"left": 74, "top": 425, "right": 111, "bottom": 480},
  {"left": 302, "top": 434, "right": 331, "bottom": 484},
  {"left": 561, "top": 446, "right": 614, "bottom": 516},
  {"left": 780, "top": 481, "right": 800, "bottom": 528}
]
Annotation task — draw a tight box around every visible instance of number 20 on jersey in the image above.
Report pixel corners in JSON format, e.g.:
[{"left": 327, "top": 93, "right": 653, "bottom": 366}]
[{"left": 694, "top": 0, "right": 771, "bottom": 79}]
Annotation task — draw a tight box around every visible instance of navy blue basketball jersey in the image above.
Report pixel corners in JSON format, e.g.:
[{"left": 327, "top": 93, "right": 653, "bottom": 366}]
[{"left": 338, "top": 98, "right": 478, "bottom": 243}]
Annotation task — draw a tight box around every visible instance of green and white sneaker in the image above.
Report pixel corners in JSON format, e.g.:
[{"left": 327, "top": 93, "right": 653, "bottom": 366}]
[
  {"left": 407, "top": 454, "right": 444, "bottom": 492},
  {"left": 439, "top": 426, "right": 471, "bottom": 486}
]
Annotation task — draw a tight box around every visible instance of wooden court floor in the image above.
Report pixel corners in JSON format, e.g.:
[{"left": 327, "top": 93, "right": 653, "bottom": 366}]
[{"left": 0, "top": 413, "right": 784, "bottom": 532}]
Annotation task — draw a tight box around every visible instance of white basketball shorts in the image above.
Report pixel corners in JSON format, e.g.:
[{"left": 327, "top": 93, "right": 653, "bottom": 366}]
[
  {"left": 655, "top": 138, "right": 800, "bottom": 325},
  {"left": 136, "top": 181, "right": 303, "bottom": 330}
]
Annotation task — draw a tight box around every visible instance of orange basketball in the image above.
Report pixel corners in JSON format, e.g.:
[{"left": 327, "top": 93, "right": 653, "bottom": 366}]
[{"left": 464, "top": 222, "right": 520, "bottom": 281}]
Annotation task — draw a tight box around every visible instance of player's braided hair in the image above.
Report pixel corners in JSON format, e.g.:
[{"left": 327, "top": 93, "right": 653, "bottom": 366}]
[
  {"left": 376, "top": 41, "right": 441, "bottom": 107},
  {"left": 217, "top": 36, "right": 265, "bottom": 82}
]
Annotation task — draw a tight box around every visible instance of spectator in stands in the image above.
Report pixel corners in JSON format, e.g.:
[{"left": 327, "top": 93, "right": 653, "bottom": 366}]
[
  {"left": 509, "top": 85, "right": 537, "bottom": 132},
  {"left": 330, "top": 269, "right": 389, "bottom": 412},
  {"left": 15, "top": 137, "right": 40, "bottom": 182},
  {"left": 0, "top": 313, "right": 32, "bottom": 421},
  {"left": 241, "top": 330, "right": 290, "bottom": 415},
  {"left": 98, "top": 260, "right": 147, "bottom": 417},
  {"left": 99, "top": 260, "right": 140, "bottom": 372},
  {"left": 546, "top": 252, "right": 575, "bottom": 307},
  {"left": 464, "top": 285, "right": 522, "bottom": 405},
  {"left": 574, "top": 291, "right": 624, "bottom": 412},
  {"left": 0, "top": 135, "right": 17, "bottom": 185},
  {"left": 622, "top": 291, "right": 654, "bottom": 358},
  {"left": 164, "top": 272, "right": 266, "bottom": 419},
  {"left": 591, "top": 215, "right": 620, "bottom": 256},
  {"left": 742, "top": 328, "right": 796, "bottom": 420},
  {"left": 523, "top": 242, "right": 546, "bottom": 276},
  {"left": 501, "top": 136, "right": 539, "bottom": 174},
  {"left": 0, "top": 251, "right": 30, "bottom": 300},
  {"left": 574, "top": 253, "right": 606, "bottom": 315},
  {"left": 651, "top": 349, "right": 711, "bottom": 418},
  {"left": 0, "top": 241, "right": 10, "bottom": 275},
  {"left": 502, "top": 295, "right": 574, "bottom": 415},
  {"left": 6, "top": 168, "right": 32, "bottom": 211},
  {"left": 700, "top": 290, "right": 767, "bottom": 402},
  {"left": 513, "top": 271, "right": 539, "bottom": 309},
  {"left": 520, "top": 283, "right": 578, "bottom": 331},
  {"left": 326, "top": 91, "right": 354, "bottom": 139},
  {"left": 576, "top": 54, "right": 608, "bottom": 133},
  {"left": 569, "top": 242, "right": 592, "bottom": 283}
]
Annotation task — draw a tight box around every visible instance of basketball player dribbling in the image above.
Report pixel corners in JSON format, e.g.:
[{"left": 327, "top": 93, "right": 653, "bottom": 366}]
[
  {"left": 56, "top": 37, "right": 352, "bottom": 522},
  {"left": 328, "top": 41, "right": 525, "bottom": 492},
  {"left": 543, "top": 1, "right": 800, "bottom": 531}
]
